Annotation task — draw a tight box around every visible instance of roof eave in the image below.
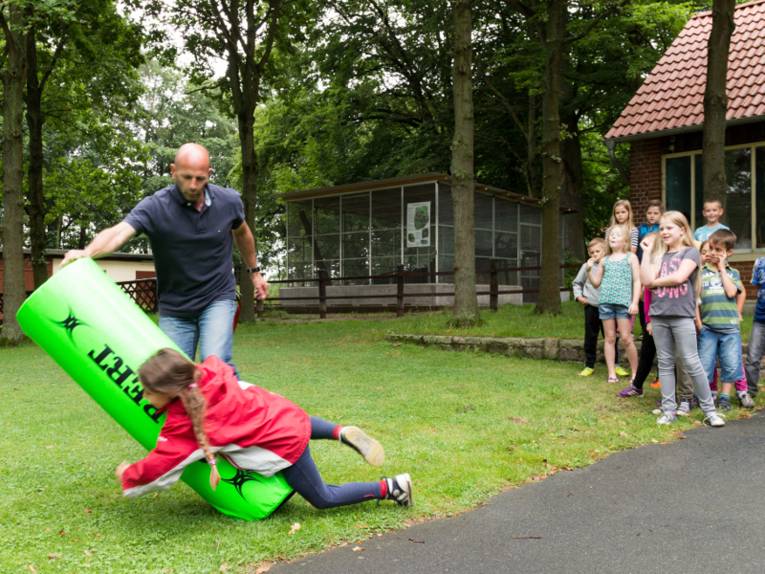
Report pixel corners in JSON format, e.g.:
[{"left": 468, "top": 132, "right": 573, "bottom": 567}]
[
  {"left": 282, "top": 173, "right": 541, "bottom": 206},
  {"left": 605, "top": 114, "right": 765, "bottom": 144}
]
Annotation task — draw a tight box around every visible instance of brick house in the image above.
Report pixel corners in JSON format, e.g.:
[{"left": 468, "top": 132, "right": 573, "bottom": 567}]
[{"left": 606, "top": 0, "right": 765, "bottom": 296}]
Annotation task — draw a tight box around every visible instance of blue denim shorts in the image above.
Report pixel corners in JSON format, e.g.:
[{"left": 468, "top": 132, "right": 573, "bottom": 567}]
[
  {"left": 698, "top": 327, "right": 743, "bottom": 382},
  {"left": 599, "top": 303, "right": 630, "bottom": 320}
]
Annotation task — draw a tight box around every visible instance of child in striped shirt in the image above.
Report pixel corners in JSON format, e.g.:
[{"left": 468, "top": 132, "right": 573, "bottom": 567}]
[{"left": 697, "top": 229, "right": 744, "bottom": 411}]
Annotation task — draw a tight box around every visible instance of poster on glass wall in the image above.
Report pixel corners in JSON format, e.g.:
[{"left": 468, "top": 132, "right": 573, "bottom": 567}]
[{"left": 406, "top": 201, "right": 431, "bottom": 248}]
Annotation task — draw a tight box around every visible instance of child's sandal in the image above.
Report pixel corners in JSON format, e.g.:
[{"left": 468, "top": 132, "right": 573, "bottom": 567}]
[{"left": 607, "top": 376, "right": 619, "bottom": 384}]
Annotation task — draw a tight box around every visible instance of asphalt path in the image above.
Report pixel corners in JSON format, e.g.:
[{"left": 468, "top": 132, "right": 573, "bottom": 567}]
[{"left": 272, "top": 412, "right": 765, "bottom": 574}]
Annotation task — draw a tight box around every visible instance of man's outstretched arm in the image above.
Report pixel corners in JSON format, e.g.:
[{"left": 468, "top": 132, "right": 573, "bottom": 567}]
[{"left": 62, "top": 222, "right": 137, "bottom": 266}]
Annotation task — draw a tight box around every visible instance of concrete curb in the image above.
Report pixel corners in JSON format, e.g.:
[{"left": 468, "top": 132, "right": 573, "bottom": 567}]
[{"left": 386, "top": 333, "right": 756, "bottom": 364}]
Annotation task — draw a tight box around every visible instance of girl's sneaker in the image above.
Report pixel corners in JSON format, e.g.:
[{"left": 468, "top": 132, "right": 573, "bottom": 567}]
[
  {"left": 737, "top": 391, "right": 755, "bottom": 409},
  {"left": 676, "top": 401, "right": 691, "bottom": 416},
  {"left": 650, "top": 377, "right": 661, "bottom": 389},
  {"left": 384, "top": 473, "right": 413, "bottom": 506},
  {"left": 340, "top": 426, "right": 385, "bottom": 466},
  {"left": 704, "top": 413, "right": 726, "bottom": 427},
  {"left": 579, "top": 367, "right": 594, "bottom": 377},
  {"left": 656, "top": 412, "right": 676, "bottom": 425},
  {"left": 618, "top": 385, "right": 642, "bottom": 398},
  {"left": 615, "top": 366, "right": 630, "bottom": 377}
]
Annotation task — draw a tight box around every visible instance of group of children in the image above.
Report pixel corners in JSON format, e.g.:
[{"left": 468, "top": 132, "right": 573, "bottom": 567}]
[{"left": 573, "top": 198, "right": 761, "bottom": 427}]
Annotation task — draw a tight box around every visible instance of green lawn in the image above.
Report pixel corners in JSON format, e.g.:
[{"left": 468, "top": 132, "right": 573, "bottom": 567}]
[{"left": 0, "top": 315, "right": 757, "bottom": 573}]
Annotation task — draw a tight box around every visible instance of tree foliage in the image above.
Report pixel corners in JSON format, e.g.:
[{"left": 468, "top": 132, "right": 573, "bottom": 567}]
[{"left": 0, "top": 0, "right": 712, "bottom": 316}]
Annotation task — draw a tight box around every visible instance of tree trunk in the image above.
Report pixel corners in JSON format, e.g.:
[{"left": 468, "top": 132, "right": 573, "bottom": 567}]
[
  {"left": 702, "top": 0, "right": 735, "bottom": 207},
  {"left": 450, "top": 0, "right": 479, "bottom": 325},
  {"left": 26, "top": 25, "right": 48, "bottom": 288},
  {"left": 238, "top": 108, "right": 257, "bottom": 322},
  {"left": 1, "top": 5, "right": 27, "bottom": 343},
  {"left": 561, "top": 108, "right": 585, "bottom": 260},
  {"left": 535, "top": 0, "right": 565, "bottom": 315},
  {"left": 526, "top": 94, "right": 539, "bottom": 198}
]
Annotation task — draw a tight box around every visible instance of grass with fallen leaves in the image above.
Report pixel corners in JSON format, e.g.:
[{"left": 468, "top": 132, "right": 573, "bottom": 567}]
[{"left": 0, "top": 314, "right": 758, "bottom": 573}]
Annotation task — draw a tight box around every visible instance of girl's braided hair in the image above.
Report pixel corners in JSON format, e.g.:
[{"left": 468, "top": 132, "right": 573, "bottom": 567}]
[{"left": 138, "top": 348, "right": 220, "bottom": 490}]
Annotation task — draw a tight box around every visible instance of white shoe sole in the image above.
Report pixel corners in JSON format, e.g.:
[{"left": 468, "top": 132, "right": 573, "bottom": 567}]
[
  {"left": 342, "top": 426, "right": 385, "bottom": 466},
  {"left": 704, "top": 416, "right": 726, "bottom": 428},
  {"left": 394, "top": 472, "right": 413, "bottom": 507}
]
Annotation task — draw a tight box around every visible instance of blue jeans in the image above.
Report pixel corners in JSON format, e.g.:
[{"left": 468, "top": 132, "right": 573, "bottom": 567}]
[
  {"left": 698, "top": 327, "right": 743, "bottom": 383},
  {"left": 599, "top": 303, "right": 629, "bottom": 320},
  {"left": 746, "top": 321, "right": 765, "bottom": 396},
  {"left": 158, "top": 299, "right": 237, "bottom": 371}
]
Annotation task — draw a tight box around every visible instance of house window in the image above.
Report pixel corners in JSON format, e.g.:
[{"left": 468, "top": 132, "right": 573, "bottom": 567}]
[
  {"left": 758, "top": 148, "right": 765, "bottom": 248},
  {"left": 665, "top": 155, "right": 692, "bottom": 220},
  {"left": 664, "top": 145, "right": 762, "bottom": 250},
  {"left": 725, "top": 148, "right": 752, "bottom": 249}
]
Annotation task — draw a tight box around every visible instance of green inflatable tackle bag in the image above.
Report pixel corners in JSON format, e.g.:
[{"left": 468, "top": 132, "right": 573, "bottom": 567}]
[{"left": 16, "top": 257, "right": 294, "bottom": 520}]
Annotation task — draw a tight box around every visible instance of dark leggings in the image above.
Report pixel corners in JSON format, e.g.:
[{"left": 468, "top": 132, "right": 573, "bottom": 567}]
[
  {"left": 632, "top": 304, "right": 656, "bottom": 391},
  {"left": 281, "top": 416, "right": 383, "bottom": 509}
]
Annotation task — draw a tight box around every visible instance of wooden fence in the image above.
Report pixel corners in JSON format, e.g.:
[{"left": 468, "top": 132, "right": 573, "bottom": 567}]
[
  {"left": 1, "top": 263, "right": 573, "bottom": 321},
  {"left": 116, "top": 277, "right": 158, "bottom": 313},
  {"left": 260, "top": 262, "right": 576, "bottom": 318}
]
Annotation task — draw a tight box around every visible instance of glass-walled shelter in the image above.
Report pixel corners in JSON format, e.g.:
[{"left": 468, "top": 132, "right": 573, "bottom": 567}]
[{"left": 285, "top": 174, "right": 543, "bottom": 291}]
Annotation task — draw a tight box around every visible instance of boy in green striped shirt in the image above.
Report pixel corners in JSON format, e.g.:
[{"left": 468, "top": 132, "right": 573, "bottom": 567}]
[{"left": 697, "top": 229, "right": 744, "bottom": 411}]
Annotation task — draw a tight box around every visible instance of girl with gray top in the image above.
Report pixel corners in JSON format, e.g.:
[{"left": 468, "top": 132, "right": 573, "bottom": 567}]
[{"left": 639, "top": 211, "right": 725, "bottom": 427}]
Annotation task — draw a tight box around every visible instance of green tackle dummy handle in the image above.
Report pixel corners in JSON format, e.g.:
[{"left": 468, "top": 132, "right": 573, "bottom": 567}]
[{"left": 16, "top": 257, "right": 293, "bottom": 520}]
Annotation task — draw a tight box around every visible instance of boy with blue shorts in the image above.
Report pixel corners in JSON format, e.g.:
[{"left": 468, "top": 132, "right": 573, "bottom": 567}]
[{"left": 697, "top": 229, "right": 744, "bottom": 411}]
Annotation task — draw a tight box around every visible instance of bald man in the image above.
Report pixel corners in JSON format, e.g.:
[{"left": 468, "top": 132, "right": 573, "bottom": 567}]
[{"left": 63, "top": 143, "right": 267, "bottom": 371}]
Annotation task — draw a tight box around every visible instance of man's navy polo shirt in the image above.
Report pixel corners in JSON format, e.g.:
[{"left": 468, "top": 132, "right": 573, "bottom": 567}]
[{"left": 124, "top": 183, "right": 245, "bottom": 318}]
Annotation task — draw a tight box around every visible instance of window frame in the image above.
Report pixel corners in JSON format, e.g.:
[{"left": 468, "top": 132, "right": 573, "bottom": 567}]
[
  {"left": 661, "top": 141, "right": 762, "bottom": 252},
  {"left": 286, "top": 183, "right": 543, "bottom": 282}
]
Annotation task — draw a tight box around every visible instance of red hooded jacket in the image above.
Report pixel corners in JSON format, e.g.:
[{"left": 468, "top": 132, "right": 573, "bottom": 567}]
[{"left": 121, "top": 356, "right": 310, "bottom": 497}]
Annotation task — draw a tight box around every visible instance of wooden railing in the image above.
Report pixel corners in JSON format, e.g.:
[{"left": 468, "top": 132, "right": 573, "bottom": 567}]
[
  {"left": 1, "top": 263, "right": 572, "bottom": 321},
  {"left": 116, "top": 277, "right": 158, "bottom": 313},
  {"left": 257, "top": 262, "right": 575, "bottom": 318}
]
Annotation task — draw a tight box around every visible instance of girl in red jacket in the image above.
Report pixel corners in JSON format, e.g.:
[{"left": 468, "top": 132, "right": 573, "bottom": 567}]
[{"left": 115, "top": 348, "right": 412, "bottom": 508}]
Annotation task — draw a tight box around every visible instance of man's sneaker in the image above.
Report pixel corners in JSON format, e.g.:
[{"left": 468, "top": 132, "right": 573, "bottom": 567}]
[
  {"left": 738, "top": 391, "right": 755, "bottom": 409},
  {"left": 340, "top": 426, "right": 385, "bottom": 466},
  {"left": 676, "top": 401, "right": 691, "bottom": 417},
  {"left": 578, "top": 367, "right": 595, "bottom": 377},
  {"left": 615, "top": 366, "right": 630, "bottom": 378},
  {"left": 384, "top": 473, "right": 413, "bottom": 506},
  {"left": 618, "top": 385, "right": 642, "bottom": 398},
  {"left": 656, "top": 412, "right": 676, "bottom": 425},
  {"left": 704, "top": 413, "right": 726, "bottom": 427},
  {"left": 718, "top": 395, "right": 732, "bottom": 411}
]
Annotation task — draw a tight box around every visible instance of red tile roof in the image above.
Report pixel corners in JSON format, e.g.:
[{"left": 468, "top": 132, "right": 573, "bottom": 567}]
[{"left": 606, "top": 0, "right": 765, "bottom": 141}]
